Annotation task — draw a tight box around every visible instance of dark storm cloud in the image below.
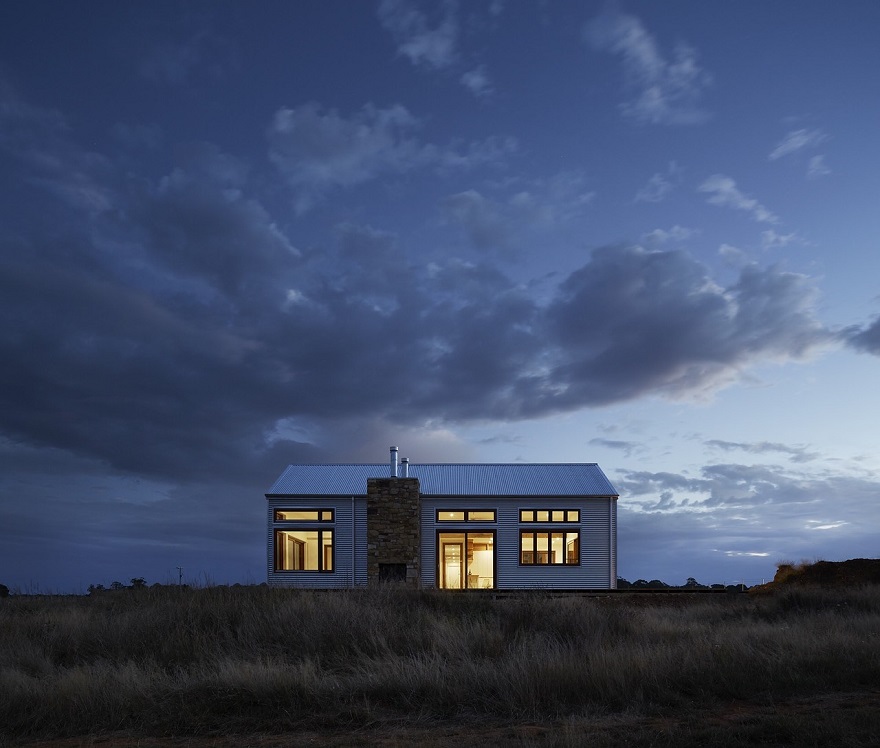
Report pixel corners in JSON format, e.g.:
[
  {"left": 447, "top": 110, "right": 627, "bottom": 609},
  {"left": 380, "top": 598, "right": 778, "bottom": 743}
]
[
  {"left": 0, "top": 77, "right": 840, "bottom": 490},
  {"left": 539, "top": 246, "right": 830, "bottom": 410}
]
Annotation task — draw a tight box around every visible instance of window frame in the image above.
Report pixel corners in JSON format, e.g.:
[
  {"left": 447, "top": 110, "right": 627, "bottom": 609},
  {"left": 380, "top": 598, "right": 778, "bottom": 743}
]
[
  {"left": 435, "top": 509, "right": 497, "bottom": 522},
  {"left": 274, "top": 528, "right": 335, "bottom": 572},
  {"left": 519, "top": 530, "right": 580, "bottom": 566},
  {"left": 519, "top": 509, "right": 580, "bottom": 523},
  {"left": 436, "top": 529, "right": 497, "bottom": 589},
  {"left": 274, "top": 508, "right": 334, "bottom": 522}
]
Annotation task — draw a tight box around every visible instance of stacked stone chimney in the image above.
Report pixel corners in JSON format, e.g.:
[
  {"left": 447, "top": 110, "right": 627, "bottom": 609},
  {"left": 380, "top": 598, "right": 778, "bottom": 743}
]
[{"left": 366, "top": 476, "right": 421, "bottom": 587}]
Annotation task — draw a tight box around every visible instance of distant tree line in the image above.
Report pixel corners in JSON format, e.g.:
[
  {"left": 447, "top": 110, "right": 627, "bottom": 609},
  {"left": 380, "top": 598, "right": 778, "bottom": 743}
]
[
  {"left": 87, "top": 578, "right": 148, "bottom": 594},
  {"left": 617, "top": 577, "right": 748, "bottom": 591}
]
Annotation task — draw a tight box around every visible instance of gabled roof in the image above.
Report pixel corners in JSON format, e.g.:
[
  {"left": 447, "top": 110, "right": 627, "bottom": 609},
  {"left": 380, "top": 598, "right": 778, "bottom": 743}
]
[{"left": 267, "top": 463, "right": 618, "bottom": 498}]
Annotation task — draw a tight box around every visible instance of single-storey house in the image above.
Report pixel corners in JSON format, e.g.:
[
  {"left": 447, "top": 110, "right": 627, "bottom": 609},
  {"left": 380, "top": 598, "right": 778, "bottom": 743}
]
[{"left": 266, "top": 447, "right": 619, "bottom": 590}]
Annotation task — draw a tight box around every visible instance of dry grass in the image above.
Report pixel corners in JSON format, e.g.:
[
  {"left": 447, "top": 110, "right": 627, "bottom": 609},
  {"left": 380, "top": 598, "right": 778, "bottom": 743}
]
[{"left": 2, "top": 584, "right": 880, "bottom": 746}]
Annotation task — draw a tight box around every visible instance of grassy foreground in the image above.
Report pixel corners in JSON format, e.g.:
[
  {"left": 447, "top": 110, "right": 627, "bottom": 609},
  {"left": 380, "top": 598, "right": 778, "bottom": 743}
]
[{"left": 2, "top": 584, "right": 880, "bottom": 746}]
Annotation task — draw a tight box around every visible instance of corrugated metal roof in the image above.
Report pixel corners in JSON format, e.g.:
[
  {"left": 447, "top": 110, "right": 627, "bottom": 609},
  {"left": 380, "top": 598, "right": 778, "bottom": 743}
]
[{"left": 267, "top": 463, "right": 618, "bottom": 497}]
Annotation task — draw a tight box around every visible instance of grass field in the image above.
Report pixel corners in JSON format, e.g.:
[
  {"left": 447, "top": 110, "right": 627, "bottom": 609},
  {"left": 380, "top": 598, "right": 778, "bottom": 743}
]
[{"left": 2, "top": 583, "right": 880, "bottom": 746}]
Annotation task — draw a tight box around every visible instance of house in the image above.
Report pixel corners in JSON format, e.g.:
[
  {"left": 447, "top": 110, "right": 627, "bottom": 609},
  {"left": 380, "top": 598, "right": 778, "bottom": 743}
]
[{"left": 266, "top": 447, "right": 619, "bottom": 590}]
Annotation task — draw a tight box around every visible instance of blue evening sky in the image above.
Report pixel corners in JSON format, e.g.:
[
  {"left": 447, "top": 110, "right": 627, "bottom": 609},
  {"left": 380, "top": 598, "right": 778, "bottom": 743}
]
[{"left": 1, "top": 0, "right": 878, "bottom": 591}]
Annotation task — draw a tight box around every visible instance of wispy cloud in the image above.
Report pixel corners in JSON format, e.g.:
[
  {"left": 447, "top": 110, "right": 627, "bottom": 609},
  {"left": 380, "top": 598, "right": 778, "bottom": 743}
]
[
  {"left": 761, "top": 229, "right": 798, "bottom": 249},
  {"left": 705, "top": 439, "right": 820, "bottom": 463},
  {"left": 378, "top": 1, "right": 499, "bottom": 98},
  {"left": 585, "top": 11, "right": 711, "bottom": 125},
  {"left": 589, "top": 438, "right": 643, "bottom": 458},
  {"left": 378, "top": 0, "right": 459, "bottom": 70},
  {"left": 808, "top": 154, "right": 831, "bottom": 178},
  {"left": 267, "top": 102, "right": 515, "bottom": 212},
  {"left": 635, "top": 162, "right": 682, "bottom": 202},
  {"left": 769, "top": 128, "right": 830, "bottom": 178},
  {"left": 641, "top": 225, "right": 697, "bottom": 245},
  {"left": 769, "top": 128, "right": 826, "bottom": 160},
  {"left": 442, "top": 173, "right": 595, "bottom": 251},
  {"left": 460, "top": 65, "right": 494, "bottom": 98},
  {"left": 698, "top": 174, "right": 779, "bottom": 223}
]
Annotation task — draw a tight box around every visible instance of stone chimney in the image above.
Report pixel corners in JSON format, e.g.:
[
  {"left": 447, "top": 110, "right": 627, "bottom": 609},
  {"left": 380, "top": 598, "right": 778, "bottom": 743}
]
[{"left": 366, "top": 475, "right": 421, "bottom": 587}]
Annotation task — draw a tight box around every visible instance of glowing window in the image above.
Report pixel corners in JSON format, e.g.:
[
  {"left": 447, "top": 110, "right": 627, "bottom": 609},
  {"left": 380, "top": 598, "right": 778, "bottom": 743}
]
[
  {"left": 519, "top": 509, "right": 580, "bottom": 523},
  {"left": 520, "top": 531, "right": 579, "bottom": 565},
  {"left": 275, "top": 509, "right": 334, "bottom": 522},
  {"left": 274, "top": 529, "right": 333, "bottom": 571},
  {"left": 436, "top": 510, "right": 496, "bottom": 522}
]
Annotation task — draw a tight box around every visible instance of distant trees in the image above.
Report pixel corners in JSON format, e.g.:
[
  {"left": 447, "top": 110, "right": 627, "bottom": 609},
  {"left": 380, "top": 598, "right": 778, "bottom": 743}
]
[
  {"left": 87, "top": 579, "right": 147, "bottom": 594},
  {"left": 0, "top": 583, "right": 9, "bottom": 598},
  {"left": 617, "top": 576, "right": 748, "bottom": 590}
]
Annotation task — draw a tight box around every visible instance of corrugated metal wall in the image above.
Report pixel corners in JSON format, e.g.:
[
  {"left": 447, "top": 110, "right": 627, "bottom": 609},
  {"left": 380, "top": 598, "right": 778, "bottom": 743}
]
[
  {"left": 421, "top": 497, "right": 616, "bottom": 590},
  {"left": 266, "top": 497, "right": 366, "bottom": 588},
  {"left": 266, "top": 494, "right": 616, "bottom": 590}
]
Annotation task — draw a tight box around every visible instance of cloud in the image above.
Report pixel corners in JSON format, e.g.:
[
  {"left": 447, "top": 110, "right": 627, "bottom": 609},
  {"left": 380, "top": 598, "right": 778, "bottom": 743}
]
[
  {"left": 768, "top": 128, "right": 831, "bottom": 179},
  {"left": 589, "top": 438, "right": 643, "bottom": 458},
  {"left": 442, "top": 190, "right": 510, "bottom": 249},
  {"left": 267, "top": 102, "right": 514, "bottom": 212},
  {"left": 807, "top": 154, "right": 831, "bottom": 178},
  {"left": 635, "top": 161, "right": 682, "bottom": 202},
  {"left": 615, "top": 462, "right": 880, "bottom": 566},
  {"left": 378, "top": 0, "right": 459, "bottom": 70},
  {"left": 267, "top": 102, "right": 424, "bottom": 211},
  {"left": 616, "top": 459, "right": 880, "bottom": 585},
  {"left": 635, "top": 173, "right": 672, "bottom": 203},
  {"left": 641, "top": 225, "right": 697, "bottom": 245},
  {"left": 0, "top": 78, "right": 116, "bottom": 217},
  {"left": 142, "top": 158, "right": 300, "bottom": 295},
  {"left": 268, "top": 103, "right": 517, "bottom": 213},
  {"left": 498, "top": 171, "right": 595, "bottom": 227},
  {"left": 0, "top": 82, "right": 835, "bottom": 490},
  {"left": 705, "top": 439, "right": 820, "bottom": 463},
  {"left": 699, "top": 174, "right": 779, "bottom": 223},
  {"left": 585, "top": 11, "right": 711, "bottom": 125},
  {"left": 460, "top": 65, "right": 494, "bottom": 98},
  {"left": 537, "top": 248, "right": 830, "bottom": 413},
  {"left": 760, "top": 229, "right": 798, "bottom": 249},
  {"left": 846, "top": 314, "right": 880, "bottom": 354},
  {"left": 441, "top": 173, "right": 593, "bottom": 250},
  {"left": 768, "top": 128, "right": 827, "bottom": 160}
]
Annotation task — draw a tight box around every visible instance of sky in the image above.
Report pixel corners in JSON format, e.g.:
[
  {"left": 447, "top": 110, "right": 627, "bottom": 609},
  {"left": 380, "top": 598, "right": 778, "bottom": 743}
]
[{"left": 1, "top": 1, "right": 879, "bottom": 593}]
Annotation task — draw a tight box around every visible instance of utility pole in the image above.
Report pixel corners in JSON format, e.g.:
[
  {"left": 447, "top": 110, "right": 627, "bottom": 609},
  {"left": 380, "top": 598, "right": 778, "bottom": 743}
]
[{"left": 176, "top": 566, "right": 183, "bottom": 586}]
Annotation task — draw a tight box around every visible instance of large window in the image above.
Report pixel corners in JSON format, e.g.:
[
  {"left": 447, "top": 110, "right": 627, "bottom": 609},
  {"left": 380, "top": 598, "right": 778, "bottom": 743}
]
[
  {"left": 520, "top": 531, "right": 579, "bottom": 565},
  {"left": 275, "top": 529, "right": 334, "bottom": 571},
  {"left": 438, "top": 531, "right": 495, "bottom": 589},
  {"left": 436, "top": 509, "right": 496, "bottom": 522},
  {"left": 520, "top": 509, "right": 579, "bottom": 522}
]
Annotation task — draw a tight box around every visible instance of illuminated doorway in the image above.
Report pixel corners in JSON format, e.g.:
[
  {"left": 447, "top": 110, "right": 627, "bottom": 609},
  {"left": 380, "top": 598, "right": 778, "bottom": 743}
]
[{"left": 438, "top": 532, "right": 494, "bottom": 589}]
